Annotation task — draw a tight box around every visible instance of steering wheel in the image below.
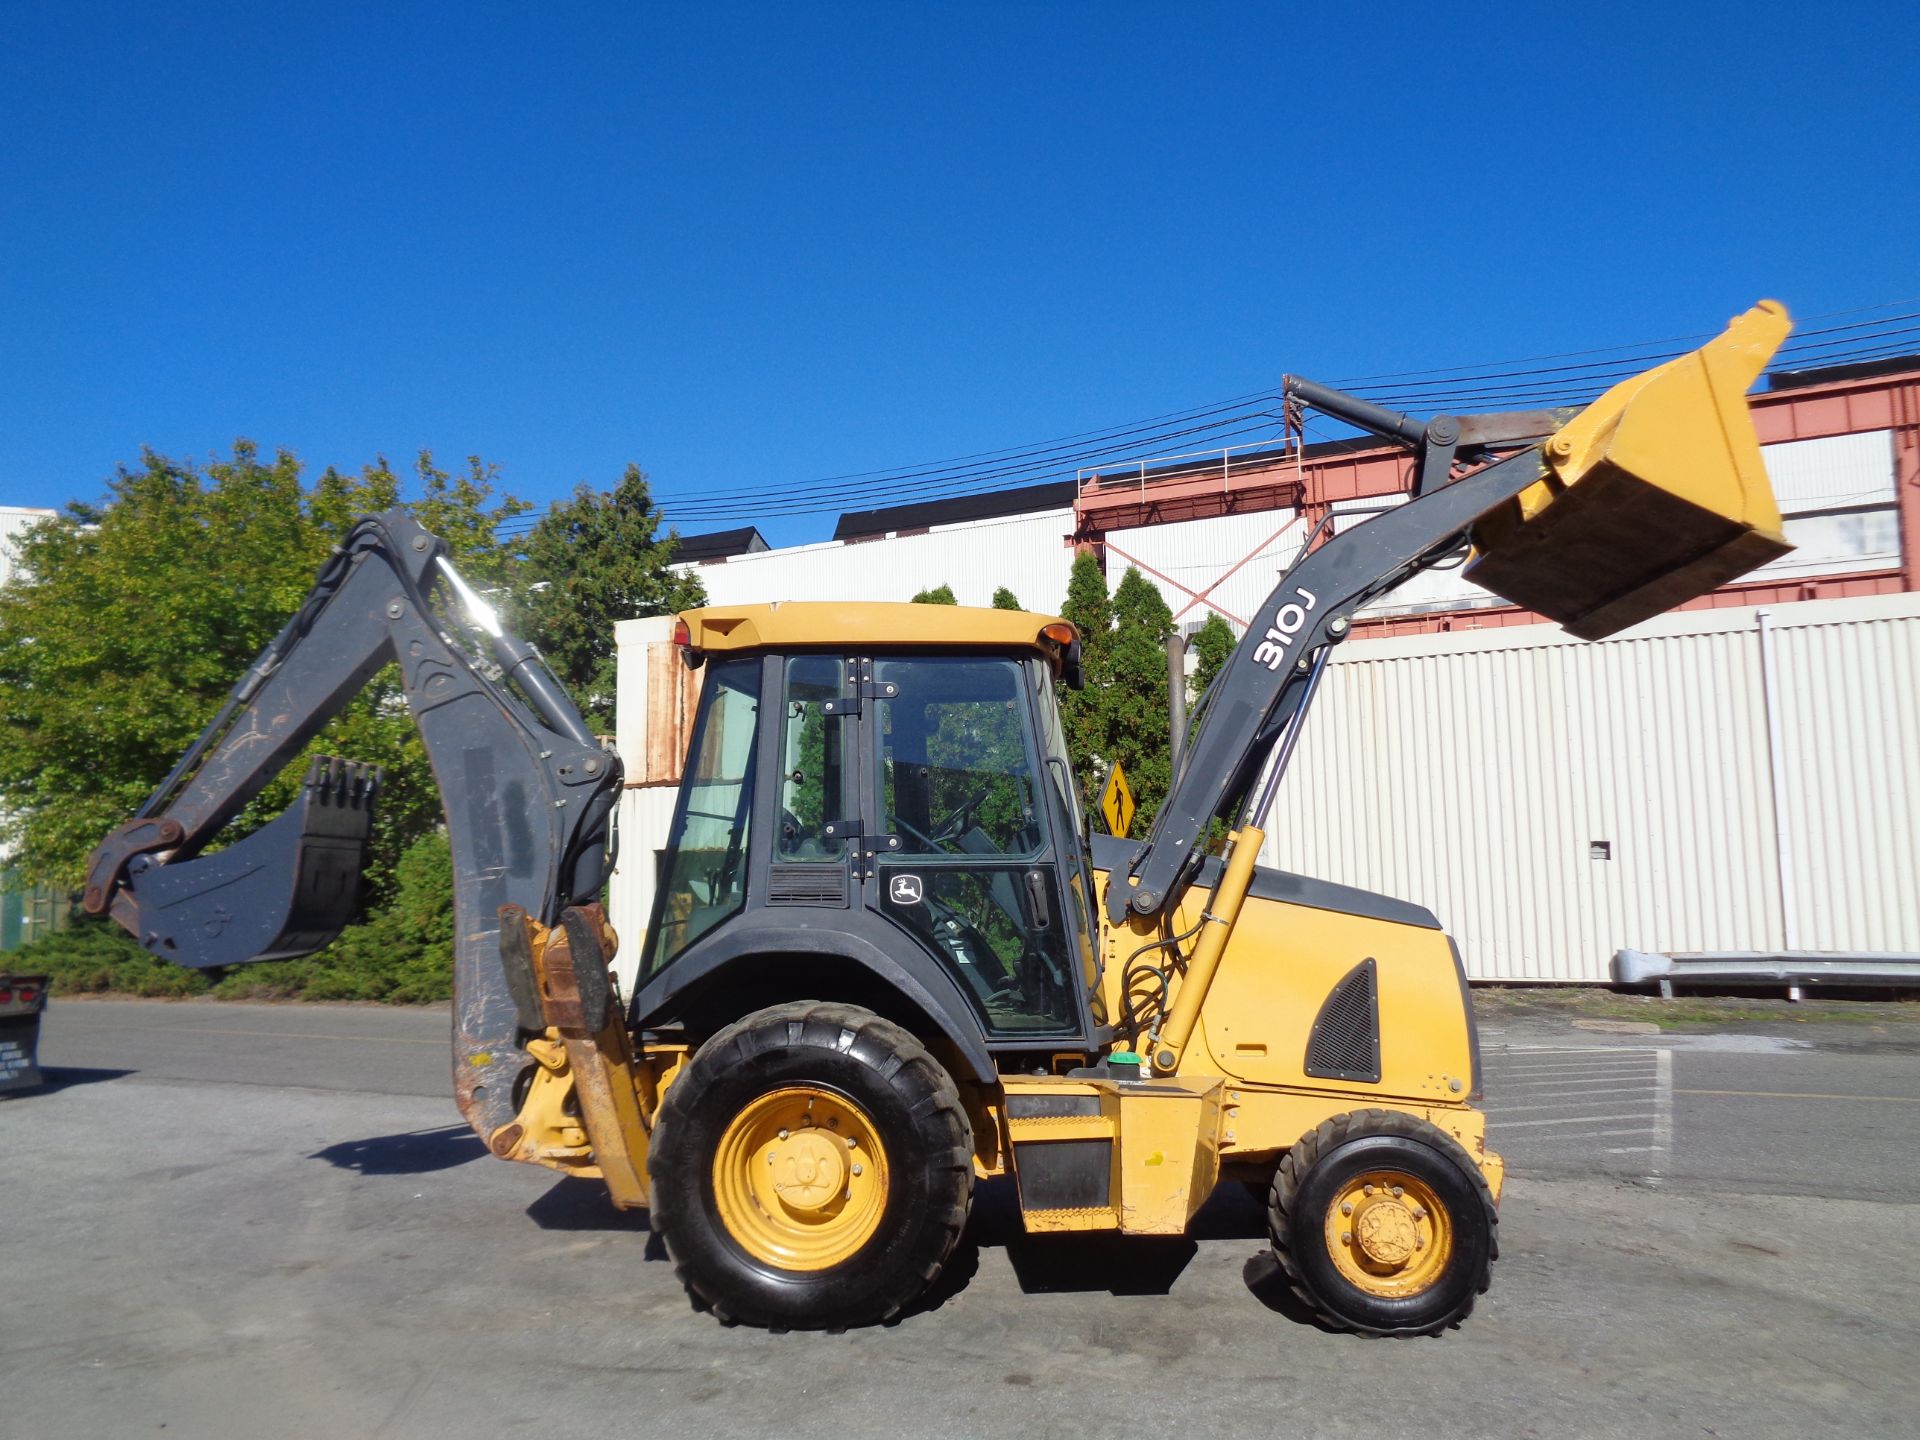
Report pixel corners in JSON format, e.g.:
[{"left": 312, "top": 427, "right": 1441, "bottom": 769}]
[{"left": 927, "top": 787, "right": 990, "bottom": 847}]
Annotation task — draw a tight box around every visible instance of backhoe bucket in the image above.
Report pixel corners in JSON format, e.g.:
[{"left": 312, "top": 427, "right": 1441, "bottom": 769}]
[
  {"left": 122, "top": 758, "right": 378, "bottom": 969},
  {"left": 1464, "top": 301, "right": 1794, "bottom": 639}
]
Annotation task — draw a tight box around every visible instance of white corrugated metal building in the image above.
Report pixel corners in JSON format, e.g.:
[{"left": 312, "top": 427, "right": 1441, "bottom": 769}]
[{"left": 1264, "top": 591, "right": 1920, "bottom": 982}]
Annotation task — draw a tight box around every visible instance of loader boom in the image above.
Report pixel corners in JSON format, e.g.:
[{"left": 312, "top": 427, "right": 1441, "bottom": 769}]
[
  {"left": 1110, "top": 300, "right": 1794, "bottom": 924},
  {"left": 82, "top": 510, "right": 624, "bottom": 1139}
]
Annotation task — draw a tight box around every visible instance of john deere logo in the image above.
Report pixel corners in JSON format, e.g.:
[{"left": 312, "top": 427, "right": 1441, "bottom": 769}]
[{"left": 889, "top": 874, "right": 924, "bottom": 905}]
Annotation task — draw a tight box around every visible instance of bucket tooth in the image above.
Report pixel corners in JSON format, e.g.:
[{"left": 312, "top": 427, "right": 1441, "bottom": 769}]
[{"left": 1464, "top": 301, "right": 1795, "bottom": 639}]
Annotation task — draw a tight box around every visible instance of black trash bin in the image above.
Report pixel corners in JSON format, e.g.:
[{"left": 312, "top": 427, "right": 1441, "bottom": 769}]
[{"left": 0, "top": 973, "right": 48, "bottom": 1094}]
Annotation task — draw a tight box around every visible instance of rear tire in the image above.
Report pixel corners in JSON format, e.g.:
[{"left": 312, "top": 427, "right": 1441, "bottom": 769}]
[
  {"left": 1269, "top": 1108, "right": 1496, "bottom": 1336},
  {"left": 647, "top": 1001, "right": 973, "bottom": 1329}
]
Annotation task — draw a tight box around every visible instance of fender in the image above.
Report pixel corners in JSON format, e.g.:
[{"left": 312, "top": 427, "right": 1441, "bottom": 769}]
[{"left": 629, "top": 909, "right": 999, "bottom": 1084}]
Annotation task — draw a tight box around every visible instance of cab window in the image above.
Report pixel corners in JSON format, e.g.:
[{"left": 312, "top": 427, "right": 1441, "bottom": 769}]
[
  {"left": 874, "top": 657, "right": 1041, "bottom": 857},
  {"left": 644, "top": 657, "right": 760, "bottom": 977}
]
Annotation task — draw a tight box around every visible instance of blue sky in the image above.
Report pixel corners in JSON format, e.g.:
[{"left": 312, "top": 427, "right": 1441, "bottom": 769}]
[{"left": 3, "top": 3, "right": 1914, "bottom": 546}]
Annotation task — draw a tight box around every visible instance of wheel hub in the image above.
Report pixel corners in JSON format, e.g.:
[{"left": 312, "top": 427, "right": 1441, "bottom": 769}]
[
  {"left": 1325, "top": 1169, "right": 1453, "bottom": 1298},
  {"left": 1354, "top": 1199, "right": 1418, "bottom": 1267},
  {"left": 711, "top": 1086, "right": 890, "bottom": 1272},
  {"left": 769, "top": 1130, "right": 847, "bottom": 1213}
]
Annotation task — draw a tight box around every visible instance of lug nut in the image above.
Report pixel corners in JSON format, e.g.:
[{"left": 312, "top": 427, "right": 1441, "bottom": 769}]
[
  {"left": 846, "top": 1137, "right": 858, "bottom": 1149},
  {"left": 1391, "top": 1186, "right": 1404, "bottom": 1198},
  {"left": 850, "top": 1164, "right": 863, "bottom": 1177},
  {"left": 1412, "top": 1206, "right": 1427, "bottom": 1220},
  {"left": 1363, "top": 1184, "right": 1375, "bottom": 1197},
  {"left": 778, "top": 1129, "right": 789, "bottom": 1140},
  {"left": 1340, "top": 1202, "right": 1354, "bottom": 1216},
  {"left": 1340, "top": 1232, "right": 1352, "bottom": 1245}
]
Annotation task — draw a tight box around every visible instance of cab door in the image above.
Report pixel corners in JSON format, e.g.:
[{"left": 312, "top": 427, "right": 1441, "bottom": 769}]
[{"left": 856, "top": 653, "right": 1090, "bottom": 1043}]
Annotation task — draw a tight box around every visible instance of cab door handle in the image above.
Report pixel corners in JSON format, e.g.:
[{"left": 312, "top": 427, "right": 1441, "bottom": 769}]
[{"left": 1024, "top": 870, "right": 1052, "bottom": 930}]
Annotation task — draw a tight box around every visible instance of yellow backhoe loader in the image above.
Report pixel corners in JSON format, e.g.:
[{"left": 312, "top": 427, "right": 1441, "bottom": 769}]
[{"left": 85, "top": 302, "right": 1795, "bottom": 1335}]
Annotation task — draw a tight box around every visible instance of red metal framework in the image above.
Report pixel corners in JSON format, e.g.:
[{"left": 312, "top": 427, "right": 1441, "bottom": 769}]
[{"left": 1072, "top": 366, "right": 1920, "bottom": 636}]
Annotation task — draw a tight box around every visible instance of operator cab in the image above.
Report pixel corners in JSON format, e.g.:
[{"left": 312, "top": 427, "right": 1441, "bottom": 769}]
[{"left": 636, "top": 603, "right": 1104, "bottom": 1051}]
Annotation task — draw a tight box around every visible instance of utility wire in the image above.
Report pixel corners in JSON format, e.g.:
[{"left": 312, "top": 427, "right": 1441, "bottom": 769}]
[{"left": 495, "top": 305, "right": 1920, "bottom": 536}]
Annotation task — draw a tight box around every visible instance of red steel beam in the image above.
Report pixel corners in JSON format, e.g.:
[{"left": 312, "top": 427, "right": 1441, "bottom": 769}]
[{"left": 1075, "top": 364, "right": 1920, "bottom": 633}]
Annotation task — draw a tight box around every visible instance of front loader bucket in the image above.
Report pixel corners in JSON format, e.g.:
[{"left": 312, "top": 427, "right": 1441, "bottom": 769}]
[
  {"left": 122, "top": 758, "right": 378, "bottom": 968},
  {"left": 1464, "top": 301, "right": 1794, "bottom": 639}
]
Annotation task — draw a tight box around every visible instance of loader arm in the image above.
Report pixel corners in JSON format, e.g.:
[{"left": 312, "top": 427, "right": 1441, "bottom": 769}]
[
  {"left": 82, "top": 510, "right": 623, "bottom": 1138},
  {"left": 1106, "top": 440, "right": 1554, "bottom": 923},
  {"left": 1109, "top": 300, "right": 1795, "bottom": 924}
]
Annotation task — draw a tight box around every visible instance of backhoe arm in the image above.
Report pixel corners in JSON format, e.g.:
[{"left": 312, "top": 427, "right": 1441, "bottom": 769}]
[{"left": 82, "top": 510, "right": 623, "bottom": 1139}]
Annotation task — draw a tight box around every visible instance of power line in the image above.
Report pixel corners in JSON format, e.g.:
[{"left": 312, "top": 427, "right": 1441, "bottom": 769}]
[{"left": 495, "top": 305, "right": 1920, "bottom": 537}]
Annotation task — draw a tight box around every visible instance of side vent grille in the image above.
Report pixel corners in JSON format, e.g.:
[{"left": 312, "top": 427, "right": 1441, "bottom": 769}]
[
  {"left": 1304, "top": 957, "right": 1381, "bottom": 1083},
  {"left": 767, "top": 864, "right": 850, "bottom": 907}
]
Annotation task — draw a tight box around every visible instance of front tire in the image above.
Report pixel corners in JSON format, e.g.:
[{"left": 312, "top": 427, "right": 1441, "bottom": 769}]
[
  {"left": 1269, "top": 1109, "right": 1497, "bottom": 1336},
  {"left": 647, "top": 1002, "right": 973, "bottom": 1329}
]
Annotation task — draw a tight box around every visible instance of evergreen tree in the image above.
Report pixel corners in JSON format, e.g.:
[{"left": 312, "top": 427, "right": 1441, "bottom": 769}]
[
  {"left": 1189, "top": 611, "right": 1238, "bottom": 705},
  {"left": 1056, "top": 551, "right": 1112, "bottom": 825},
  {"left": 1060, "top": 549, "right": 1111, "bottom": 669},
  {"left": 910, "top": 583, "right": 958, "bottom": 605},
  {"left": 991, "top": 586, "right": 1022, "bottom": 610},
  {"left": 1102, "top": 568, "right": 1176, "bottom": 827}
]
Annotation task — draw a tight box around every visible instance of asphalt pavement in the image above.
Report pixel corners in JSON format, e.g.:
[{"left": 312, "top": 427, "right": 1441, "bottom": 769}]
[{"left": 5, "top": 997, "right": 1919, "bottom": 1439}]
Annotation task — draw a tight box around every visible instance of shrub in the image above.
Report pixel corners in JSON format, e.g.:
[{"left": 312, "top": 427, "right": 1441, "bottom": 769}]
[{"left": 21, "top": 921, "right": 211, "bottom": 998}]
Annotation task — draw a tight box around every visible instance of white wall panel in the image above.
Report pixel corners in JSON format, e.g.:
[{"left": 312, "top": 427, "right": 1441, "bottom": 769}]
[
  {"left": 608, "top": 616, "right": 677, "bottom": 991},
  {"left": 1105, "top": 510, "right": 1310, "bottom": 631},
  {"left": 1769, "top": 603, "right": 1920, "bottom": 952},
  {"left": 1763, "top": 430, "right": 1896, "bottom": 511},
  {"left": 1263, "top": 593, "right": 1920, "bottom": 981},
  {"left": 679, "top": 509, "right": 1075, "bottom": 615},
  {"left": 0, "top": 507, "right": 56, "bottom": 589}
]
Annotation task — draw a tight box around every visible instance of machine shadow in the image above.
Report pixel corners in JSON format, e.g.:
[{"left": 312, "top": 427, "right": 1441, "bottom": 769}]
[
  {"left": 515, "top": 1174, "right": 1279, "bottom": 1319},
  {"left": 907, "top": 1176, "right": 1274, "bottom": 1315},
  {"left": 311, "top": 1124, "right": 489, "bottom": 1175},
  {"left": 526, "top": 1177, "right": 664, "bottom": 1253}
]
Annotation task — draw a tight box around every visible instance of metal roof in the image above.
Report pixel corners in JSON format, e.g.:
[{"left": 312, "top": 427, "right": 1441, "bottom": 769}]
[{"left": 678, "top": 601, "right": 1071, "bottom": 655}]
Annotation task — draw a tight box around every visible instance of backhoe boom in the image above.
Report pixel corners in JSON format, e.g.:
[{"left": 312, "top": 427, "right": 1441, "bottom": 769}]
[{"left": 82, "top": 510, "right": 623, "bottom": 1139}]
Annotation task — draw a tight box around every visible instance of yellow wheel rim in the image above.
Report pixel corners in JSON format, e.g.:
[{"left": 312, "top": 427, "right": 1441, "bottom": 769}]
[
  {"left": 711, "top": 1086, "right": 890, "bottom": 1272},
  {"left": 1323, "top": 1169, "right": 1454, "bottom": 1298}
]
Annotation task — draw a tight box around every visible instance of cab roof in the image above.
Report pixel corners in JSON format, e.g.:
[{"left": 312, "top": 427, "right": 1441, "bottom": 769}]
[{"left": 676, "top": 602, "right": 1076, "bottom": 658}]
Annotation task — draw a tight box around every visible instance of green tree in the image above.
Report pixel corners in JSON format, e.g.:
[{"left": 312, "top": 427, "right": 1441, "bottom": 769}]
[
  {"left": 1056, "top": 550, "right": 1113, "bottom": 827},
  {"left": 1050, "top": 559, "right": 1182, "bottom": 834},
  {"left": 910, "top": 583, "right": 957, "bottom": 605},
  {"left": 1102, "top": 567, "right": 1176, "bottom": 827},
  {"left": 991, "top": 586, "right": 1022, "bottom": 610},
  {"left": 1189, "top": 611, "right": 1237, "bottom": 705},
  {"left": 510, "top": 464, "right": 706, "bottom": 728}
]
